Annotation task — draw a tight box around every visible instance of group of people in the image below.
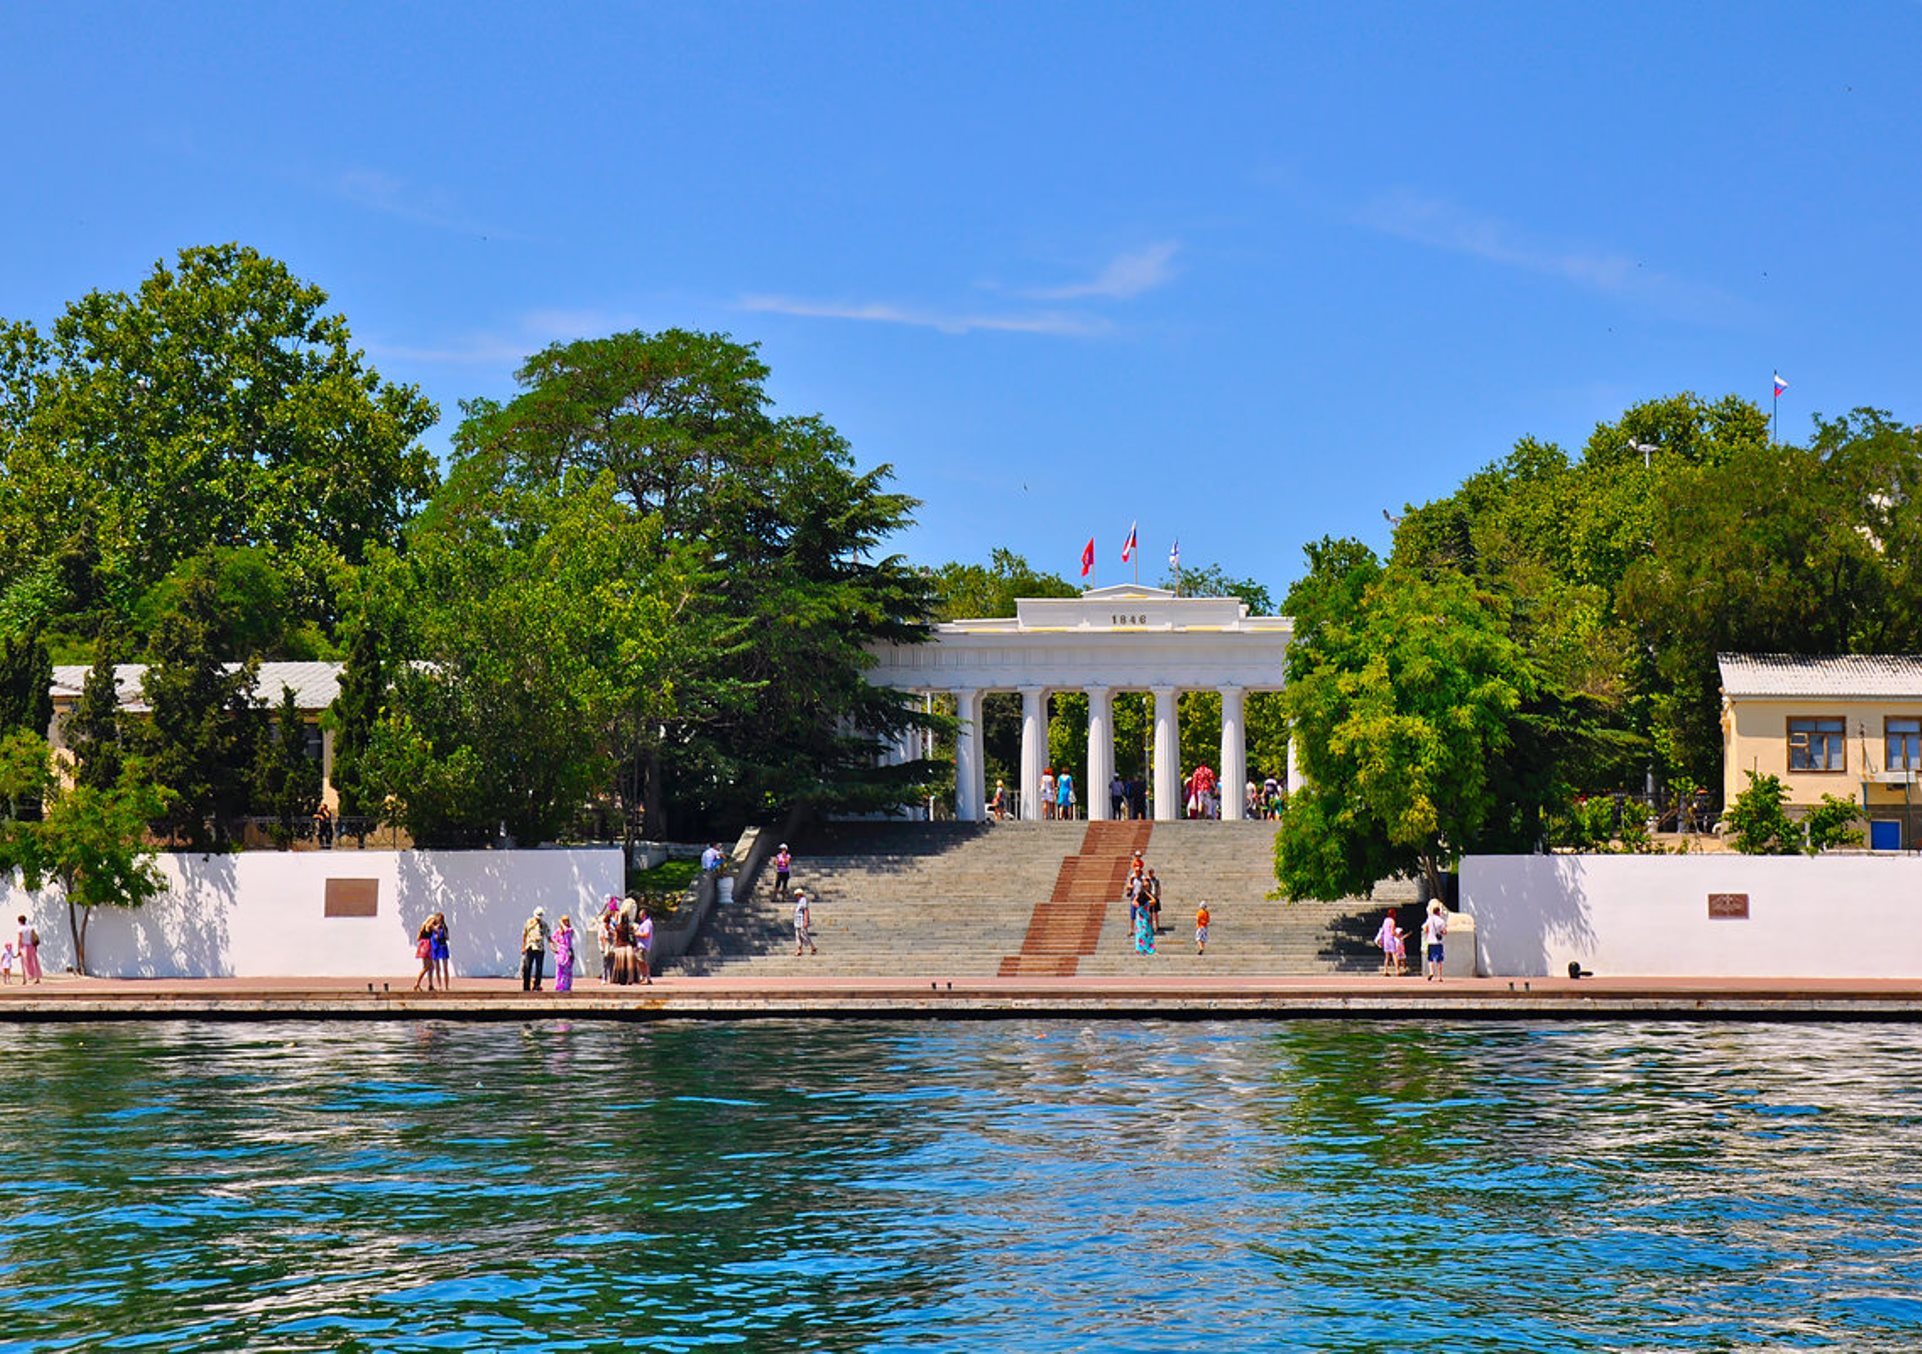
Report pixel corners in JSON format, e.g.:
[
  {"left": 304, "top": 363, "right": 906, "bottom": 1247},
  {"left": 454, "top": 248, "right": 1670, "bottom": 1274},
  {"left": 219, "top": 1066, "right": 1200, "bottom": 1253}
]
[
  {"left": 1373, "top": 900, "right": 1451, "bottom": 980},
  {"left": 1245, "top": 774, "right": 1286, "bottom": 821},
  {"left": 989, "top": 770, "right": 1080, "bottom": 821},
  {"left": 597, "top": 896, "right": 655, "bottom": 985},
  {"left": 412, "top": 911, "right": 452, "bottom": 990},
  {"left": 1, "top": 915, "right": 42, "bottom": 985},
  {"left": 1122, "top": 851, "right": 1210, "bottom": 956}
]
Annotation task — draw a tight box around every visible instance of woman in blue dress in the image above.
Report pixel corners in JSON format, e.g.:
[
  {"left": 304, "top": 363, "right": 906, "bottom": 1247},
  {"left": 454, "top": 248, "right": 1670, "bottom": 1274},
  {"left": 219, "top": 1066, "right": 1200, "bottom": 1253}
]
[{"left": 429, "top": 912, "right": 451, "bottom": 990}]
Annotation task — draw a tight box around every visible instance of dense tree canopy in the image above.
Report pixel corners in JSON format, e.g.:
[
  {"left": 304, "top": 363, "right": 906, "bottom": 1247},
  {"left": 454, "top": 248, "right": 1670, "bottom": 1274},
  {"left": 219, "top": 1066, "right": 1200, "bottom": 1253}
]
[
  {"left": 0, "top": 244, "right": 438, "bottom": 654},
  {"left": 357, "top": 329, "right": 940, "bottom": 844}
]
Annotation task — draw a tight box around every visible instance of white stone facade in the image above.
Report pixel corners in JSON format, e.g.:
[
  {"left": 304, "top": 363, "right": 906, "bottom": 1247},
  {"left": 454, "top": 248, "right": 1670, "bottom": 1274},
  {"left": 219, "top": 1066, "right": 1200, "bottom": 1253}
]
[{"left": 867, "top": 585, "right": 1292, "bottom": 821}]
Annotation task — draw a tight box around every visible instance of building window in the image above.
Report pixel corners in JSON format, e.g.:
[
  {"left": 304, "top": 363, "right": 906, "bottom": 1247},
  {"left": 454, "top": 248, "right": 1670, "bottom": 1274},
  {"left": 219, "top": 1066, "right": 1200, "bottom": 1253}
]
[
  {"left": 1787, "top": 717, "right": 1846, "bottom": 772},
  {"left": 1888, "top": 718, "right": 1922, "bottom": 772}
]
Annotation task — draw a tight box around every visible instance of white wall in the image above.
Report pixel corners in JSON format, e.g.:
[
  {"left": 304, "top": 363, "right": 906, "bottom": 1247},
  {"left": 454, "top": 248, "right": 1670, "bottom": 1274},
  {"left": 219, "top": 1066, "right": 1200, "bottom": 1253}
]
[
  {"left": 1464, "top": 854, "right": 1922, "bottom": 978},
  {"left": 3, "top": 848, "right": 623, "bottom": 979}
]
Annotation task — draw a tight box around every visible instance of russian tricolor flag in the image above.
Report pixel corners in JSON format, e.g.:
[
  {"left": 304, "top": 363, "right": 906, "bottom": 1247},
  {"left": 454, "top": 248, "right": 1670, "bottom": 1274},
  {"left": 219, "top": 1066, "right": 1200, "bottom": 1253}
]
[
  {"left": 1773, "top": 372, "right": 1789, "bottom": 397},
  {"left": 1120, "top": 521, "right": 1137, "bottom": 563}
]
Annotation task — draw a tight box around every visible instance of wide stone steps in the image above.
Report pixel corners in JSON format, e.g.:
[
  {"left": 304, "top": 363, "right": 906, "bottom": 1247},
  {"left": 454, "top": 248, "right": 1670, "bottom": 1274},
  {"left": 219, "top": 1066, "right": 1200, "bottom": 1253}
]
[{"left": 684, "top": 819, "right": 1407, "bottom": 977}]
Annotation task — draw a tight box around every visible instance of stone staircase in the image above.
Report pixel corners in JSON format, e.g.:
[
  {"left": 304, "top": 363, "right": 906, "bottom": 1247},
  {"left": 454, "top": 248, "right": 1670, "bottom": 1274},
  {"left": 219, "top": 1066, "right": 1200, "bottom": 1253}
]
[{"left": 681, "top": 819, "right": 1411, "bottom": 978}]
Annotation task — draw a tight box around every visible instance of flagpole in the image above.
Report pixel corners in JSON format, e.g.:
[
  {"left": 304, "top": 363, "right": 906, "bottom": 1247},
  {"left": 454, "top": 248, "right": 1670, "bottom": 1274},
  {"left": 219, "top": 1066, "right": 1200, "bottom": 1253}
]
[{"left": 1772, "top": 379, "right": 1778, "bottom": 445}]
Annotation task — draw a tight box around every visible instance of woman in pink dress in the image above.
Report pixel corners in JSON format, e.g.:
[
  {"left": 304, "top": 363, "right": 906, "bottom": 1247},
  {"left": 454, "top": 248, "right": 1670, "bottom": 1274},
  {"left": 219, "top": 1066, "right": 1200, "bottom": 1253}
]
[
  {"left": 552, "top": 915, "right": 577, "bottom": 992},
  {"left": 15, "top": 915, "right": 41, "bottom": 984}
]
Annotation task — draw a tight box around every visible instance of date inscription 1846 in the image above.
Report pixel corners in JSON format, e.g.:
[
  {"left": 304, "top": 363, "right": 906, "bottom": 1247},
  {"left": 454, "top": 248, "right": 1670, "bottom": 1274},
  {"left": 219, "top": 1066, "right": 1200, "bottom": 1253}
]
[{"left": 1110, "top": 613, "right": 1150, "bottom": 626}]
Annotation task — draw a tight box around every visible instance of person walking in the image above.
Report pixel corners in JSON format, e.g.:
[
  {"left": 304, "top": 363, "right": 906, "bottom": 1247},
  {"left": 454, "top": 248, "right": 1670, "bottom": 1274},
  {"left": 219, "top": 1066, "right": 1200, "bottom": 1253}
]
[
  {"left": 1195, "top": 901, "right": 1211, "bottom": 956},
  {"left": 636, "top": 908, "right": 655, "bottom": 984},
  {"left": 1421, "top": 901, "right": 1448, "bottom": 982},
  {"left": 520, "top": 907, "right": 551, "bottom": 991},
  {"left": 552, "top": 915, "right": 577, "bottom": 993},
  {"left": 988, "top": 780, "right": 1008, "bottom": 820},
  {"left": 1039, "top": 768, "right": 1056, "bottom": 821},
  {"left": 773, "top": 844, "right": 793, "bottom": 895},
  {"left": 793, "top": 889, "right": 817, "bottom": 956},
  {"left": 15, "top": 915, "right": 41, "bottom": 985},
  {"left": 411, "top": 916, "right": 437, "bottom": 992},
  {"left": 1134, "top": 895, "right": 1157, "bottom": 955},
  {"left": 598, "top": 901, "right": 618, "bottom": 982},
  {"left": 1057, "top": 770, "right": 1076, "bottom": 822},
  {"left": 1143, "top": 869, "right": 1163, "bottom": 934}
]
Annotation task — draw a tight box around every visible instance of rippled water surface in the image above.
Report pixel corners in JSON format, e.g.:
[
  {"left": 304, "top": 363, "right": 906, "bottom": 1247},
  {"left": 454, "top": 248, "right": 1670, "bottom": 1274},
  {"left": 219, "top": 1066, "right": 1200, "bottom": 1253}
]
[{"left": 4, "top": 1020, "right": 1922, "bottom": 1351}]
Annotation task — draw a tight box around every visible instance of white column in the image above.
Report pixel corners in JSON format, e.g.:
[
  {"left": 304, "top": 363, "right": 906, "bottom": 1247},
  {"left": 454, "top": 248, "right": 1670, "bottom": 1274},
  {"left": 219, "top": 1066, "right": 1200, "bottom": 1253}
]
[
  {"left": 1220, "top": 685, "right": 1246, "bottom": 821},
  {"left": 953, "top": 687, "right": 985, "bottom": 821},
  {"left": 1287, "top": 733, "right": 1304, "bottom": 794},
  {"left": 1019, "top": 687, "right": 1046, "bottom": 821},
  {"left": 1085, "top": 685, "right": 1113, "bottom": 821},
  {"left": 1151, "top": 685, "right": 1181, "bottom": 822}
]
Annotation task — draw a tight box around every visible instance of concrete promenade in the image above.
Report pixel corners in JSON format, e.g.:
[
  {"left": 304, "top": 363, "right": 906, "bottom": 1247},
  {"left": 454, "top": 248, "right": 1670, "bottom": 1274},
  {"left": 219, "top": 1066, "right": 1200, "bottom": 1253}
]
[{"left": 5, "top": 973, "right": 1922, "bottom": 1021}]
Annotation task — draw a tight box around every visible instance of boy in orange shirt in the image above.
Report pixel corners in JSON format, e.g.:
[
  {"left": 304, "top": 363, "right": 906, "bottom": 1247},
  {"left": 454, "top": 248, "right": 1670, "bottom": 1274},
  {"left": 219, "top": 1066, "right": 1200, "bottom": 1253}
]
[{"left": 1195, "top": 902, "right": 1211, "bottom": 955}]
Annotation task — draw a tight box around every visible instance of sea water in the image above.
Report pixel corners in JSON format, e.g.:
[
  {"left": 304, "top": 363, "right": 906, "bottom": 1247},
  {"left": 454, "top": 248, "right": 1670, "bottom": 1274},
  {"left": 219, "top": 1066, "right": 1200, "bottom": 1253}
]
[{"left": 2, "top": 1019, "right": 1921, "bottom": 1352}]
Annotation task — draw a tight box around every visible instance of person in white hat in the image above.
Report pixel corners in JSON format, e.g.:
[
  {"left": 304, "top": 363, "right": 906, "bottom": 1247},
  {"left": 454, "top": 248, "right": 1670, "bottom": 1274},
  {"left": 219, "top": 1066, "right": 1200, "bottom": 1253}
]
[
  {"left": 773, "top": 843, "right": 793, "bottom": 896},
  {"left": 1421, "top": 899, "right": 1449, "bottom": 982},
  {"left": 520, "top": 906, "right": 551, "bottom": 991}
]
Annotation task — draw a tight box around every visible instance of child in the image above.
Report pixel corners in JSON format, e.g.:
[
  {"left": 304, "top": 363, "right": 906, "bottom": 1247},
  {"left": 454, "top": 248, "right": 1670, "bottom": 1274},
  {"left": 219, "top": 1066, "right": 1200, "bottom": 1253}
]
[
  {"left": 1195, "top": 902, "right": 1211, "bottom": 956},
  {"left": 0, "top": 942, "right": 13, "bottom": 984},
  {"left": 1421, "top": 900, "right": 1449, "bottom": 982}
]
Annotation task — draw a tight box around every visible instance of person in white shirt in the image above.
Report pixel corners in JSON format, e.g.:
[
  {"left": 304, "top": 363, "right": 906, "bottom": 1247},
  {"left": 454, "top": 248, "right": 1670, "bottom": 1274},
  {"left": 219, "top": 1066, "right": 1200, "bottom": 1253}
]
[
  {"left": 1421, "top": 901, "right": 1449, "bottom": 981},
  {"left": 793, "top": 890, "right": 817, "bottom": 956}
]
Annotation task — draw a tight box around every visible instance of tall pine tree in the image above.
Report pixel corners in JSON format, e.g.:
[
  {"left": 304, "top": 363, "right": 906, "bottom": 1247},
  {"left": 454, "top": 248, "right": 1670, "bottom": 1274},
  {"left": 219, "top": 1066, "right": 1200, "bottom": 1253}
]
[
  {"left": 67, "top": 633, "right": 126, "bottom": 791},
  {"left": 139, "top": 569, "right": 260, "bottom": 849}
]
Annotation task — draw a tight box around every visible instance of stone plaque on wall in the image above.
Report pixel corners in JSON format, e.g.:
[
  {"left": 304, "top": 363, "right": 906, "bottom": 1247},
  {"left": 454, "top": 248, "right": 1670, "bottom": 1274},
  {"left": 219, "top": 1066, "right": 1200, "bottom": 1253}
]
[
  {"left": 1707, "top": 892, "right": 1750, "bottom": 920},
  {"left": 324, "top": 878, "right": 380, "bottom": 918}
]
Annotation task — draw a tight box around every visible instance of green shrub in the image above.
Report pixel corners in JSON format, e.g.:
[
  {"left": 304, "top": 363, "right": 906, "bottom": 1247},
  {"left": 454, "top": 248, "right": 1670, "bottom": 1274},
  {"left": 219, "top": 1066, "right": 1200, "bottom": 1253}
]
[
  {"left": 1803, "top": 793, "right": 1864, "bottom": 854},
  {"left": 1725, "top": 771, "right": 1802, "bottom": 855}
]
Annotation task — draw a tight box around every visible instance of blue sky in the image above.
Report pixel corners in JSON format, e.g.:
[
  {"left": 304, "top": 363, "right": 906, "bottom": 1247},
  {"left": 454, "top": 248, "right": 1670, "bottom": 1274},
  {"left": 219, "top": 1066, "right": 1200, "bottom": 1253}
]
[{"left": 5, "top": 3, "right": 1919, "bottom": 604}]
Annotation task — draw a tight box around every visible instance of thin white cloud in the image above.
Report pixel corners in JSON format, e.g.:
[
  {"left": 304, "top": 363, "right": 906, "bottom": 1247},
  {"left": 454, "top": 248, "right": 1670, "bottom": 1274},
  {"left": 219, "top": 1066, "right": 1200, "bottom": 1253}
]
[
  {"left": 738, "top": 294, "right": 1111, "bottom": 337},
  {"left": 1354, "top": 189, "right": 1747, "bottom": 321},
  {"left": 332, "top": 168, "right": 518, "bottom": 239},
  {"left": 1025, "top": 242, "right": 1181, "bottom": 301},
  {"left": 365, "top": 308, "right": 640, "bottom": 369}
]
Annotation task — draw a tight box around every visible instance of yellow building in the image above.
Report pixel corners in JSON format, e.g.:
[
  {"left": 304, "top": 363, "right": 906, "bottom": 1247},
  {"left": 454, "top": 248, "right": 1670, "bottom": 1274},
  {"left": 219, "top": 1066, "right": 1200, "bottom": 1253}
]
[{"left": 1719, "top": 653, "right": 1922, "bottom": 850}]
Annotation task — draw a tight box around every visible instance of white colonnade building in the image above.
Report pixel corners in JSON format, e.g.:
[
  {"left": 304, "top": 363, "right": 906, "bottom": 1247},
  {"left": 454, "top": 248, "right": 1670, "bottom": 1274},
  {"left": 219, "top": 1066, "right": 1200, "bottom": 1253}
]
[{"left": 867, "top": 585, "right": 1294, "bottom": 822}]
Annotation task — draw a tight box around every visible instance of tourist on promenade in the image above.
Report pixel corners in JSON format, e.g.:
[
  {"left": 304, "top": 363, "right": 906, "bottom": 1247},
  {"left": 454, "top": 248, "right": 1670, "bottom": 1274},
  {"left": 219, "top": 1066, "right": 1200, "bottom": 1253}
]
[
  {"left": 610, "top": 910, "right": 638, "bottom": 985},
  {"left": 1039, "top": 768, "right": 1056, "bottom": 820},
  {"left": 793, "top": 889, "right": 817, "bottom": 956},
  {"left": 431, "top": 912, "right": 451, "bottom": 989},
  {"left": 988, "top": 781, "right": 1008, "bottom": 820},
  {"left": 1195, "top": 902, "right": 1211, "bottom": 956},
  {"left": 1421, "top": 901, "right": 1448, "bottom": 982},
  {"left": 1245, "top": 780, "right": 1260, "bottom": 819},
  {"left": 553, "top": 916, "right": 577, "bottom": 993},
  {"left": 1143, "top": 869, "right": 1163, "bottom": 934},
  {"left": 1057, "top": 770, "right": 1076, "bottom": 821},
  {"left": 773, "top": 843, "right": 793, "bottom": 894},
  {"left": 412, "top": 916, "right": 437, "bottom": 992},
  {"left": 1110, "top": 774, "right": 1125, "bottom": 819},
  {"left": 313, "top": 802, "right": 334, "bottom": 849},
  {"left": 1124, "top": 868, "right": 1144, "bottom": 946},
  {"left": 636, "top": 906, "right": 654, "bottom": 984},
  {"left": 598, "top": 900, "right": 618, "bottom": 982},
  {"left": 1134, "top": 894, "right": 1157, "bottom": 955},
  {"left": 1374, "top": 910, "right": 1405, "bottom": 977},
  {"left": 521, "top": 907, "right": 551, "bottom": 991},
  {"left": 14, "top": 916, "right": 40, "bottom": 985},
  {"left": 1, "top": 942, "right": 15, "bottom": 983}
]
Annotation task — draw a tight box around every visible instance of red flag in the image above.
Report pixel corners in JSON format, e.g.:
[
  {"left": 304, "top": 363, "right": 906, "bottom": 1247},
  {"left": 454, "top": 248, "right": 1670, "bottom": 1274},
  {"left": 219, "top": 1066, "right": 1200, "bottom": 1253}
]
[
  {"left": 1120, "top": 521, "right": 1137, "bottom": 563},
  {"left": 1080, "top": 538, "right": 1095, "bottom": 577}
]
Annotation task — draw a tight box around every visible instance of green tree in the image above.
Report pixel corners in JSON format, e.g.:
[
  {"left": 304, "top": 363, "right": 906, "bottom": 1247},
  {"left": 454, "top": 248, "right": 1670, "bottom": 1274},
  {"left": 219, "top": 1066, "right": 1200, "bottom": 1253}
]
[
  {"left": 66, "top": 632, "right": 127, "bottom": 792},
  {"left": 253, "top": 685, "right": 321, "bottom": 849},
  {"left": 1724, "top": 770, "right": 1803, "bottom": 855},
  {"left": 0, "top": 736, "right": 169, "bottom": 975},
  {"left": 1803, "top": 793, "right": 1865, "bottom": 854},
  {"left": 0, "top": 243, "right": 438, "bottom": 641},
  {"left": 1276, "top": 568, "right": 1542, "bottom": 901},
  {"left": 327, "top": 603, "right": 384, "bottom": 823},
  {"left": 138, "top": 568, "right": 261, "bottom": 849},
  {"left": 445, "top": 328, "right": 938, "bottom": 837},
  {"left": 0, "top": 627, "right": 52, "bottom": 738},
  {"left": 1161, "top": 560, "right": 1275, "bottom": 615},
  {"left": 926, "top": 549, "right": 1077, "bottom": 620},
  {"left": 359, "top": 474, "right": 701, "bottom": 847}
]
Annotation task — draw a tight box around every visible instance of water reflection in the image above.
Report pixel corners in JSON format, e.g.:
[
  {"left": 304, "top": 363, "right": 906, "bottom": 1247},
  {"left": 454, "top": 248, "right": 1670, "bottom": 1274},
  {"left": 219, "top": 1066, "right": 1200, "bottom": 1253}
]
[{"left": 1, "top": 1021, "right": 1921, "bottom": 1350}]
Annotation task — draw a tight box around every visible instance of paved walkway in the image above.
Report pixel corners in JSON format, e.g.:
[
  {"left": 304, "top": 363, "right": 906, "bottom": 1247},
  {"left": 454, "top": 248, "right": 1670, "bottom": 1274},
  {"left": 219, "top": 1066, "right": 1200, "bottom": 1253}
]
[{"left": 4, "top": 972, "right": 1922, "bottom": 1021}]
